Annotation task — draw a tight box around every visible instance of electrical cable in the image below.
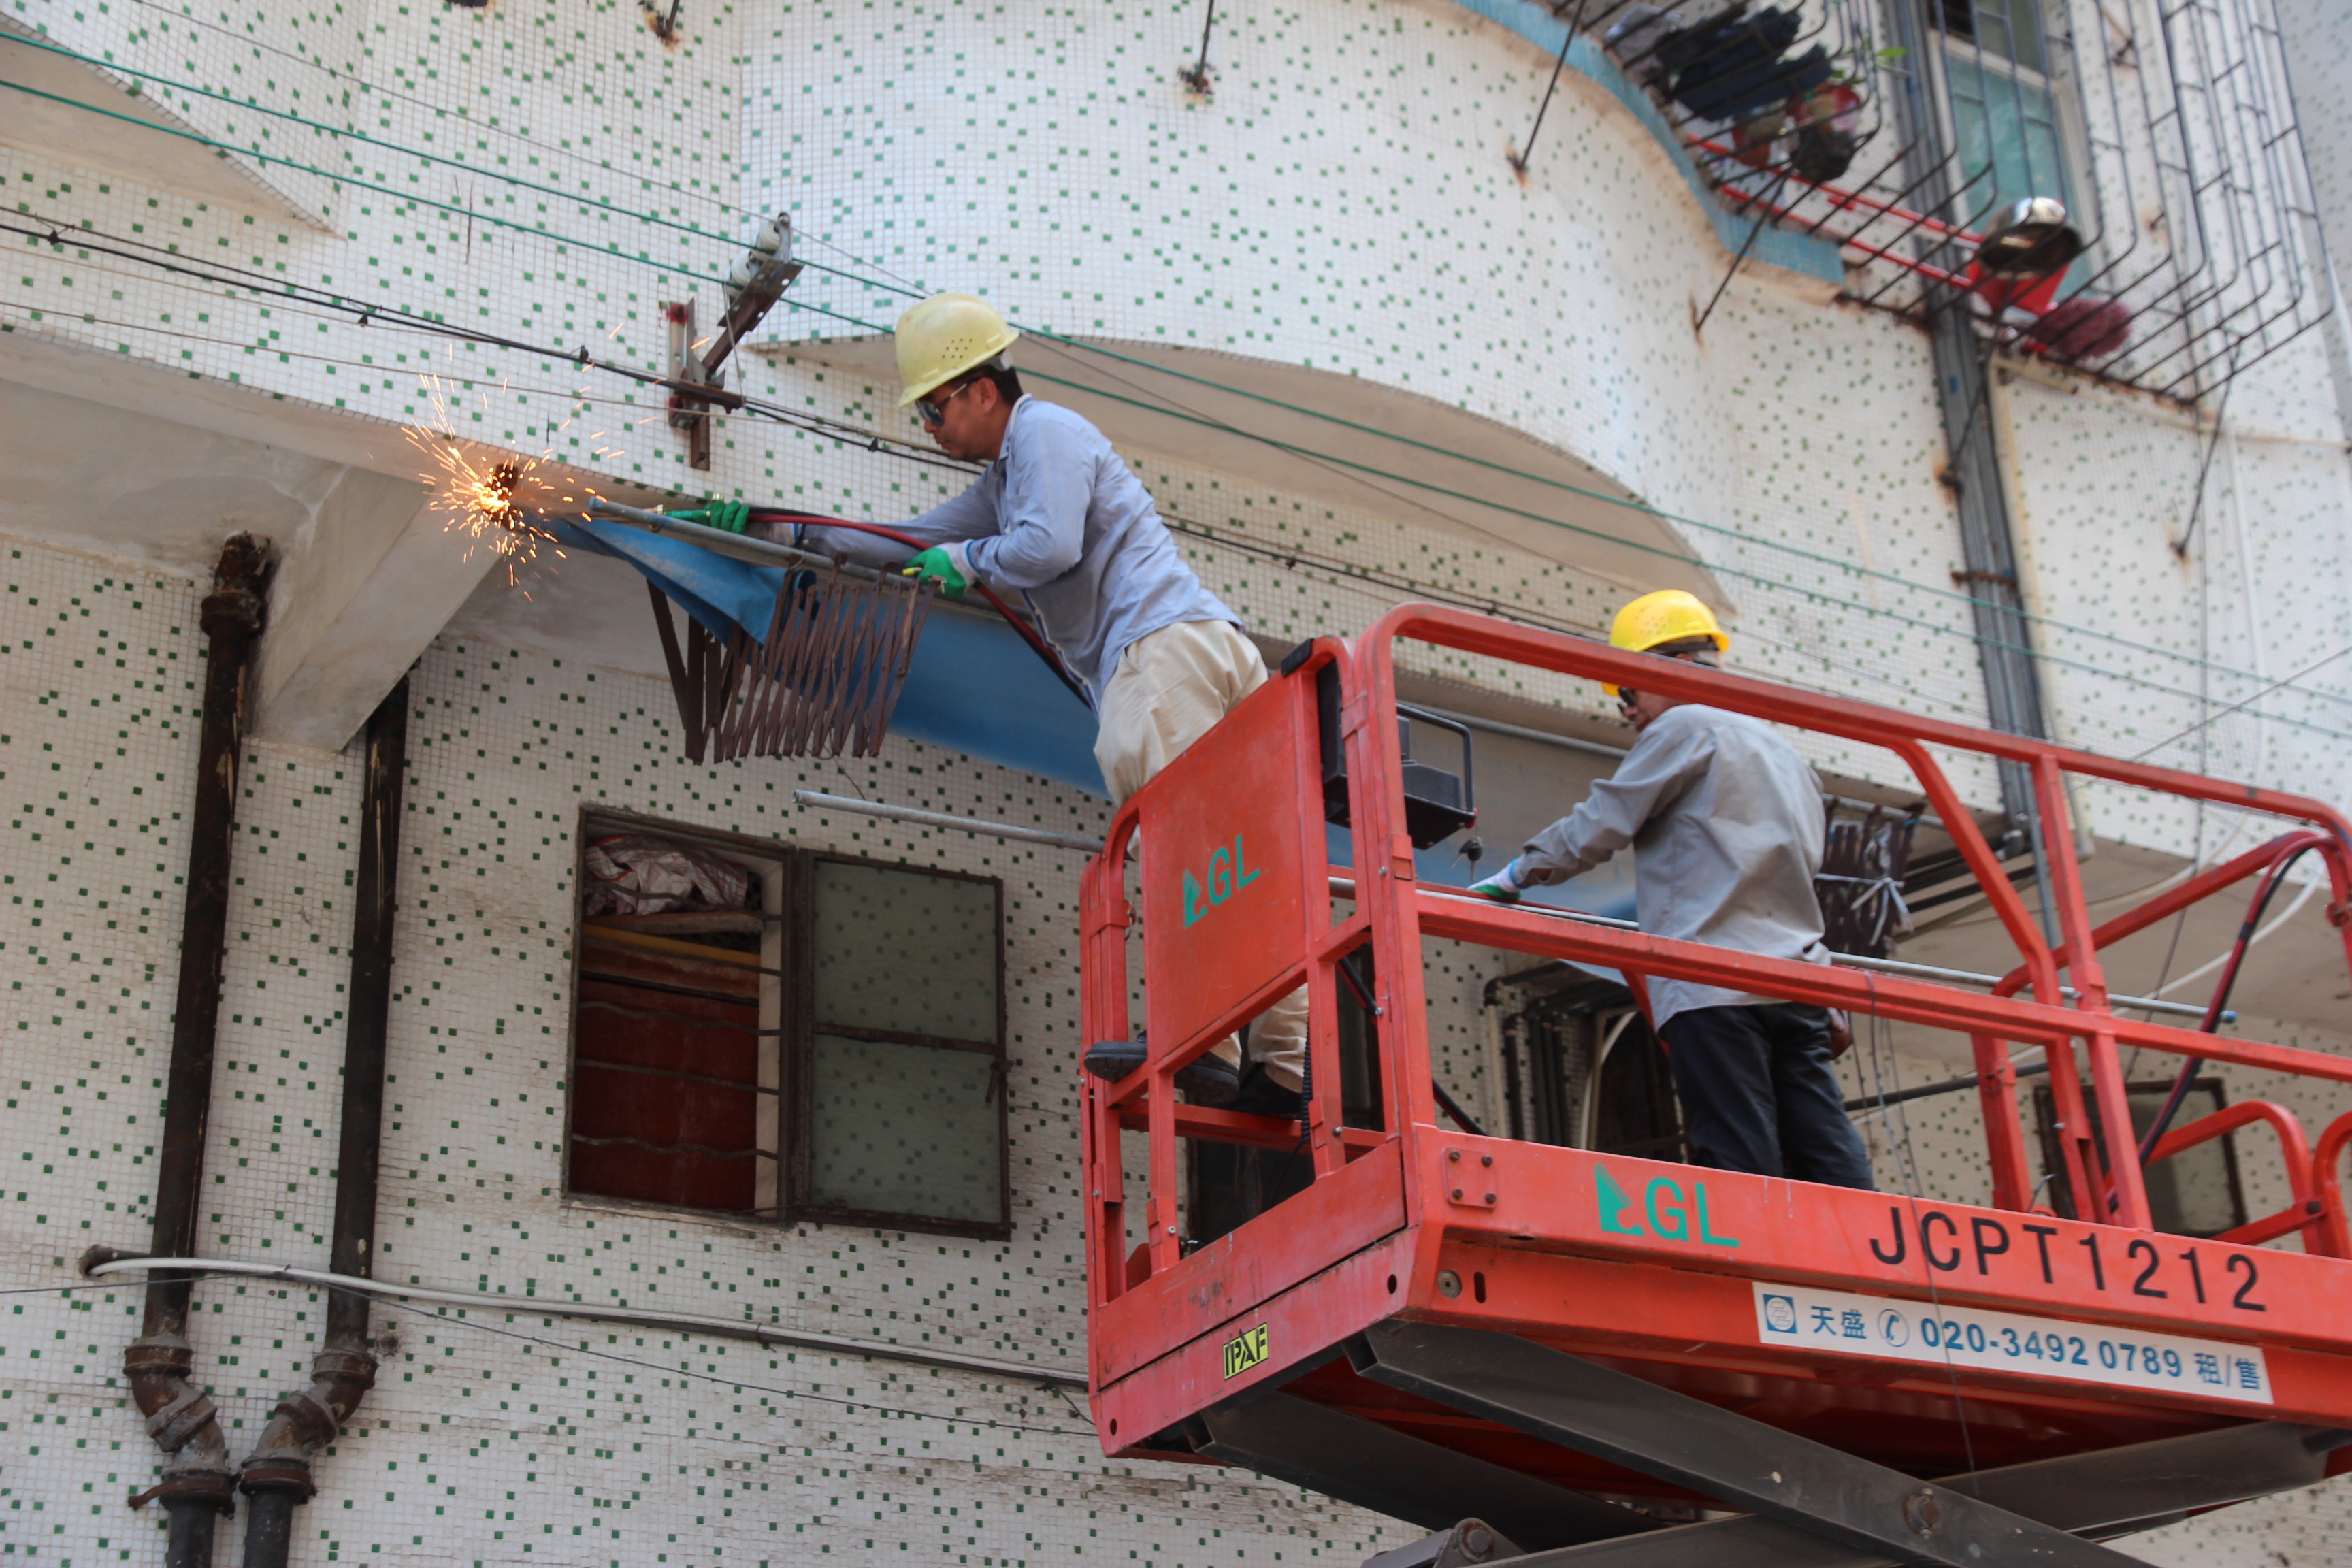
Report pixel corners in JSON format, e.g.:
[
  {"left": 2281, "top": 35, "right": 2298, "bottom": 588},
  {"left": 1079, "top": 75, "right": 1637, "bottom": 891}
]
[
  {"left": 12, "top": 114, "right": 2351, "bottom": 736},
  {"left": 13, "top": 144, "right": 2340, "bottom": 732},
  {"left": 1003, "top": 325, "right": 2352, "bottom": 711},
  {"left": 27, "top": 3, "right": 966, "bottom": 309},
  {"left": 1, "top": 33, "right": 900, "bottom": 299},
  {"left": 1000, "top": 342, "right": 2352, "bottom": 742},
  {"left": 0, "top": 76, "right": 731, "bottom": 295},
  {"left": 2126, "top": 642, "right": 2352, "bottom": 762},
  {"left": 11, "top": 54, "right": 2349, "bottom": 730},
  {"left": 0, "top": 229, "right": 979, "bottom": 475},
  {"left": 22, "top": 206, "right": 2349, "bottom": 749},
  {"left": 1857, "top": 973, "right": 1980, "bottom": 1481},
  {"left": 2127, "top": 845, "right": 2321, "bottom": 1186},
  {"left": 2, "top": 206, "right": 985, "bottom": 479},
  {"left": 0, "top": 299, "right": 966, "bottom": 480},
  {"left": 99, "top": 0, "right": 937, "bottom": 299}
]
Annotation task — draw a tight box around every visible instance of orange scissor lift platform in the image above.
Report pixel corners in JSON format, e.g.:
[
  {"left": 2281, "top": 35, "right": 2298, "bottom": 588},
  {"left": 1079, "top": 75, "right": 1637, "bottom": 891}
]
[{"left": 1078, "top": 605, "right": 2352, "bottom": 1567}]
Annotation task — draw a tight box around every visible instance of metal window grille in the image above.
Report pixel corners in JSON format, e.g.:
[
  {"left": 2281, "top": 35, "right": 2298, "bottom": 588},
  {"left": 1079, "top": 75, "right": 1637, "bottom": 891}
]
[{"left": 1569, "top": 0, "right": 2333, "bottom": 402}]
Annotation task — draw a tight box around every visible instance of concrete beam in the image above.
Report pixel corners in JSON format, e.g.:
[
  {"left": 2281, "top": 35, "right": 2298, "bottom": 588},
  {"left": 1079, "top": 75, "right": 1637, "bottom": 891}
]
[{"left": 251, "top": 467, "right": 497, "bottom": 753}]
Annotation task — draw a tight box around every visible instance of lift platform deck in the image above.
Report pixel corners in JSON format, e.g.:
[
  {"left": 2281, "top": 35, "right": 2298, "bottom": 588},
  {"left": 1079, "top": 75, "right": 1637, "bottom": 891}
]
[{"left": 1078, "top": 604, "right": 2352, "bottom": 1565}]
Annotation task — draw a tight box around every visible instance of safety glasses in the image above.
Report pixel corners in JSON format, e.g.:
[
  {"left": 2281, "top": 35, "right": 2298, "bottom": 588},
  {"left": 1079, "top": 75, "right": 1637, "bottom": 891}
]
[{"left": 915, "top": 379, "right": 979, "bottom": 427}]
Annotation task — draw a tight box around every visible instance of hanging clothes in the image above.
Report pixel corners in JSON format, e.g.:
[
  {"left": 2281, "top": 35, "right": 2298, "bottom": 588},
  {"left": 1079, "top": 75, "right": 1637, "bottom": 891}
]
[{"left": 1656, "top": 7, "right": 1832, "bottom": 124}]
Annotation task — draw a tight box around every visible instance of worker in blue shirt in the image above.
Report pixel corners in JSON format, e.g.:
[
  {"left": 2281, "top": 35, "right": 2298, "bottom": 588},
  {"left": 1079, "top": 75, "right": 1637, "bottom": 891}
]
[
  {"left": 790, "top": 293, "right": 1306, "bottom": 1116},
  {"left": 1469, "top": 591, "right": 1875, "bottom": 1190}
]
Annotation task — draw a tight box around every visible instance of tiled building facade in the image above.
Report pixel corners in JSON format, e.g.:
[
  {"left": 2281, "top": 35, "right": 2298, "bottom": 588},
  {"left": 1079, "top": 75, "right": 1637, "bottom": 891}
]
[{"left": 6, "top": 0, "right": 2352, "bottom": 1562}]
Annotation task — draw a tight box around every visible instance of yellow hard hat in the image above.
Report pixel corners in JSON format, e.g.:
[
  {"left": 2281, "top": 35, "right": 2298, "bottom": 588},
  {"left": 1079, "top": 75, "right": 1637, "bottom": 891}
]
[
  {"left": 894, "top": 292, "right": 1020, "bottom": 407},
  {"left": 1602, "top": 589, "right": 1727, "bottom": 696}
]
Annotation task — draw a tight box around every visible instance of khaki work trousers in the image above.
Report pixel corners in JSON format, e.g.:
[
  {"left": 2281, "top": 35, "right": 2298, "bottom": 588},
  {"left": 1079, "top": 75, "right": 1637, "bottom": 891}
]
[{"left": 1093, "top": 619, "right": 1310, "bottom": 1089}]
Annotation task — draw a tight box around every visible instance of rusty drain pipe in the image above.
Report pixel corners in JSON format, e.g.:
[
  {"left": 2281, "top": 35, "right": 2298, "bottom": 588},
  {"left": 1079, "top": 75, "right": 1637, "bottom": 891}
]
[
  {"left": 235, "top": 677, "right": 410, "bottom": 1567},
  {"left": 111, "top": 536, "right": 272, "bottom": 1567}
]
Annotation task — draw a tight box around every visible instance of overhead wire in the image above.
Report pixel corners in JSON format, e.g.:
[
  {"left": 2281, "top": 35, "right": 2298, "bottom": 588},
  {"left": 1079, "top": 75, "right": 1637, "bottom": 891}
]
[
  {"left": 765, "top": 292, "right": 2352, "bottom": 742},
  {"left": 1001, "top": 321, "right": 2352, "bottom": 712},
  {"left": 5, "top": 51, "right": 2340, "bottom": 720},
  {"left": 11, "top": 74, "right": 2351, "bottom": 740},
  {"left": 22, "top": 189, "right": 2351, "bottom": 746},
  {"left": 1, "top": 223, "right": 977, "bottom": 473},
  {"left": 96, "top": 0, "right": 939, "bottom": 297},
  {"left": 2, "top": 34, "right": 902, "bottom": 297},
  {"left": 2126, "top": 643, "right": 2352, "bottom": 762},
  {"left": 106, "top": 0, "right": 921, "bottom": 295}
]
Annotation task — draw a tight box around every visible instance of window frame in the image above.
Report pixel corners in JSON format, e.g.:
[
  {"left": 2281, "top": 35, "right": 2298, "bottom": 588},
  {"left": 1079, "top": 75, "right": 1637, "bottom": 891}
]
[
  {"left": 2030, "top": 1075, "right": 2251, "bottom": 1238},
  {"left": 1930, "top": 0, "right": 2098, "bottom": 244},
  {"left": 782, "top": 849, "right": 1011, "bottom": 1242},
  {"left": 561, "top": 808, "right": 1010, "bottom": 1241}
]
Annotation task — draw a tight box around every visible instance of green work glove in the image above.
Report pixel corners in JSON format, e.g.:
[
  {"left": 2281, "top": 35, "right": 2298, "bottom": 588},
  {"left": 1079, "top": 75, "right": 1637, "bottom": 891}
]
[
  {"left": 672, "top": 500, "right": 750, "bottom": 534},
  {"left": 901, "top": 545, "right": 970, "bottom": 599},
  {"left": 1468, "top": 858, "right": 1526, "bottom": 903}
]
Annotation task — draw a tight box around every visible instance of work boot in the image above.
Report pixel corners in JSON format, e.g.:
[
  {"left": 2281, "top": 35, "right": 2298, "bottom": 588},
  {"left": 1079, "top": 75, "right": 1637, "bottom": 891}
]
[{"left": 1083, "top": 1040, "right": 1239, "bottom": 1106}]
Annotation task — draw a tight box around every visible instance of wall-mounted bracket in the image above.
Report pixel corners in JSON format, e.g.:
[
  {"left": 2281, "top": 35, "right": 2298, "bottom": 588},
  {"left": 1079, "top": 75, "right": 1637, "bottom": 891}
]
[{"left": 667, "top": 214, "right": 802, "bottom": 472}]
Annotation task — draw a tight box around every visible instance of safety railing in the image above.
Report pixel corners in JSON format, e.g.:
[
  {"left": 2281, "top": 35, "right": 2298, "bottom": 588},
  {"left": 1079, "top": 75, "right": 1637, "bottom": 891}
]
[
  {"left": 1079, "top": 604, "right": 2352, "bottom": 1318},
  {"left": 2145, "top": 1100, "right": 2321, "bottom": 1250}
]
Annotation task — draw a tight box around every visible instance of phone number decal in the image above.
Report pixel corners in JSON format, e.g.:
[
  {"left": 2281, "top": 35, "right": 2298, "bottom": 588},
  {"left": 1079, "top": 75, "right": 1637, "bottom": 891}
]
[{"left": 1750, "top": 1282, "right": 2272, "bottom": 1405}]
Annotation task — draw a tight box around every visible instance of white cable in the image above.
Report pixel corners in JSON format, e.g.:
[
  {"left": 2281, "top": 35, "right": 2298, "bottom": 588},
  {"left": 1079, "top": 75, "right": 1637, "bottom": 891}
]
[
  {"left": 82, "top": 1257, "right": 1084, "bottom": 1388},
  {"left": 2151, "top": 781, "right": 2352, "bottom": 1002},
  {"left": 2151, "top": 872, "right": 2325, "bottom": 1000},
  {"left": 2144, "top": 448, "right": 2342, "bottom": 1006}
]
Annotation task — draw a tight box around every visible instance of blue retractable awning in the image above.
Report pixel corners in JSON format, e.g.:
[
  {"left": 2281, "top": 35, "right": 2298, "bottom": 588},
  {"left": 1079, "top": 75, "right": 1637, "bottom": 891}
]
[
  {"left": 555, "top": 519, "right": 1107, "bottom": 796},
  {"left": 555, "top": 520, "right": 1636, "bottom": 967}
]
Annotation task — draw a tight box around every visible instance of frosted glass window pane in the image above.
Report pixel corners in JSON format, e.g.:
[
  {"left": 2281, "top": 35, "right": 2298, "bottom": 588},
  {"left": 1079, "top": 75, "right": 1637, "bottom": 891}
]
[
  {"left": 808, "top": 1034, "right": 1000, "bottom": 1222},
  {"left": 813, "top": 861, "right": 996, "bottom": 1040}
]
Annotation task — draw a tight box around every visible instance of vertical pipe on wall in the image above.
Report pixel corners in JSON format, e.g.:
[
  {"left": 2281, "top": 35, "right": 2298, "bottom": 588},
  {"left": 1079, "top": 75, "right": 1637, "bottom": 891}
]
[
  {"left": 237, "top": 678, "right": 410, "bottom": 1568},
  {"left": 1884, "top": 0, "right": 2055, "bottom": 883},
  {"left": 118, "top": 534, "right": 272, "bottom": 1567}
]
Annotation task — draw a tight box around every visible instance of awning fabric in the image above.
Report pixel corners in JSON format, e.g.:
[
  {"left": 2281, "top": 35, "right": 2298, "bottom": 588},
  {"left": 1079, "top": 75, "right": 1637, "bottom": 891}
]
[
  {"left": 551, "top": 522, "right": 1635, "bottom": 958},
  {"left": 555, "top": 520, "right": 1107, "bottom": 796}
]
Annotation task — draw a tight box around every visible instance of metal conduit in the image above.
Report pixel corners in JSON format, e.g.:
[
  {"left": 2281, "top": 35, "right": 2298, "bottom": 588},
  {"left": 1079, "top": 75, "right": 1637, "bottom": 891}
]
[
  {"left": 235, "top": 679, "right": 410, "bottom": 1568},
  {"left": 84, "top": 1257, "right": 1088, "bottom": 1390},
  {"left": 119, "top": 535, "right": 270, "bottom": 1567}
]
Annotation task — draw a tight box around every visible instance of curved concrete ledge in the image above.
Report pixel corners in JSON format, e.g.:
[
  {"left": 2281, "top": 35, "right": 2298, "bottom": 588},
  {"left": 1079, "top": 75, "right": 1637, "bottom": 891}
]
[
  {"left": 755, "top": 330, "right": 1722, "bottom": 602},
  {"left": 1444, "top": 0, "right": 1845, "bottom": 287}
]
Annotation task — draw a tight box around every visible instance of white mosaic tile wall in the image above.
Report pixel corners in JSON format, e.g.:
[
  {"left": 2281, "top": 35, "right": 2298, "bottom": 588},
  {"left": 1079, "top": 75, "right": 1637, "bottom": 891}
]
[
  {"left": 1, "top": 536, "right": 1422, "bottom": 1565},
  {"left": 5, "top": 0, "right": 2352, "bottom": 1554},
  {"left": 12, "top": 523, "right": 2349, "bottom": 1563},
  {"left": 7, "top": 0, "right": 2343, "bottom": 846},
  {"left": 1999, "top": 368, "right": 2352, "bottom": 854}
]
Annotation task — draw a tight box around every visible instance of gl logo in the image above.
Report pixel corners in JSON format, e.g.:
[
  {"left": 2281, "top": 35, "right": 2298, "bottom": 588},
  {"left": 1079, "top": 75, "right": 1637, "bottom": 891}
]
[{"left": 1183, "top": 834, "right": 1262, "bottom": 928}]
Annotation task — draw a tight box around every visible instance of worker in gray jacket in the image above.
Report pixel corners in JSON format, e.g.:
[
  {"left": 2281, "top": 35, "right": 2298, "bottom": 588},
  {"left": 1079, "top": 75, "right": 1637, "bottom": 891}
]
[
  {"left": 1469, "top": 591, "right": 1874, "bottom": 1190},
  {"left": 787, "top": 291, "right": 1305, "bottom": 1115}
]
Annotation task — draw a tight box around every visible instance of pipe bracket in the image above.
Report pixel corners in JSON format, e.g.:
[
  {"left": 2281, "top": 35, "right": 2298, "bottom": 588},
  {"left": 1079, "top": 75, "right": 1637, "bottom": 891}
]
[{"left": 129, "top": 1469, "right": 237, "bottom": 1514}]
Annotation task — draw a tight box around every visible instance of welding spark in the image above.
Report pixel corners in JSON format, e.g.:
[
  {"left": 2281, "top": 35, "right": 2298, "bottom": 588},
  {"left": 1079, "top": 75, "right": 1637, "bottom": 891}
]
[{"left": 405, "top": 372, "right": 581, "bottom": 589}]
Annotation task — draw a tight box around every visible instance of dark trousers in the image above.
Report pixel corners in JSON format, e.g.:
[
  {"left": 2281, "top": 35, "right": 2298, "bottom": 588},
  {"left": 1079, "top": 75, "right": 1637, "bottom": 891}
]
[{"left": 1657, "top": 1003, "right": 1876, "bottom": 1190}]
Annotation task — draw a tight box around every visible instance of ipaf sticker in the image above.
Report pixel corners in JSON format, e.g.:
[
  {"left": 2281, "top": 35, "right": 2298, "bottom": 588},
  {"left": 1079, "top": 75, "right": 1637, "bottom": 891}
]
[{"left": 1221, "top": 1323, "right": 1270, "bottom": 1379}]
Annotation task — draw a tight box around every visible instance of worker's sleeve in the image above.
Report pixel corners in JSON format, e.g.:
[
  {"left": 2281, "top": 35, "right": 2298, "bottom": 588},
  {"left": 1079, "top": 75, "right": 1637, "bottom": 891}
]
[
  {"left": 1516, "top": 719, "right": 1712, "bottom": 885},
  {"left": 790, "top": 476, "right": 1004, "bottom": 569},
  {"left": 960, "top": 413, "right": 1092, "bottom": 589}
]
